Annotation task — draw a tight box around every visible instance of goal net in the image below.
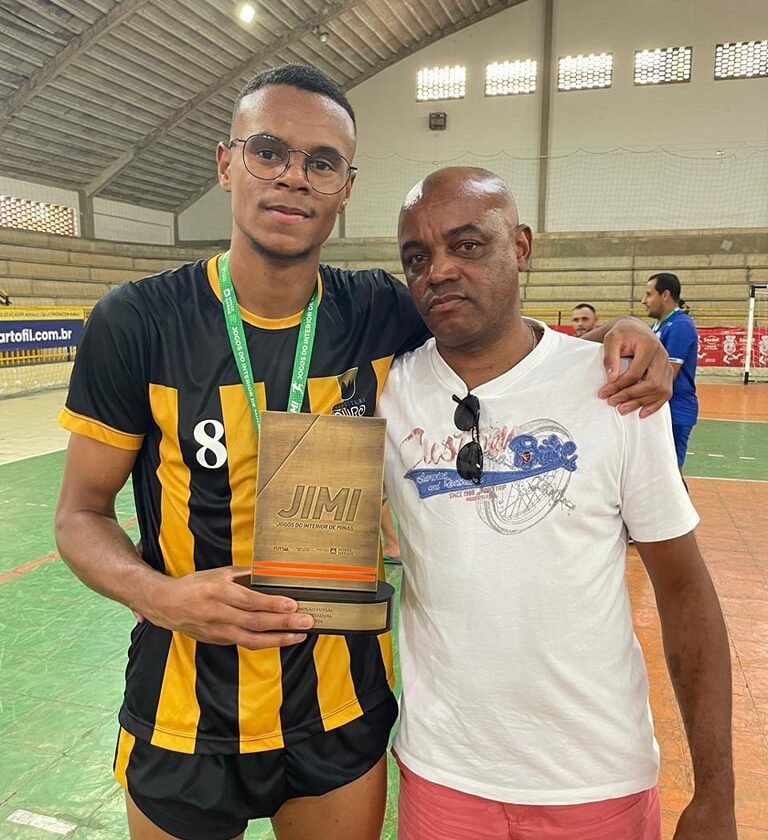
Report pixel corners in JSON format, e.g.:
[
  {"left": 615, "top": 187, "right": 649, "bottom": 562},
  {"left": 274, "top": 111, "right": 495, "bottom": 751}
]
[{"left": 743, "top": 284, "right": 768, "bottom": 384}]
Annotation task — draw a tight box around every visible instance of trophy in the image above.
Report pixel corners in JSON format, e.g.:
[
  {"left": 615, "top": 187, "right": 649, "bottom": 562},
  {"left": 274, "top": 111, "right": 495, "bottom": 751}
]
[{"left": 241, "top": 410, "right": 394, "bottom": 634}]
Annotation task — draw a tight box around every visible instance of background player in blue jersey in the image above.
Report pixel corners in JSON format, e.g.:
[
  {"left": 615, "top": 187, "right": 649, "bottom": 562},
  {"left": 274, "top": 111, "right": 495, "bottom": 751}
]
[{"left": 642, "top": 273, "right": 699, "bottom": 472}]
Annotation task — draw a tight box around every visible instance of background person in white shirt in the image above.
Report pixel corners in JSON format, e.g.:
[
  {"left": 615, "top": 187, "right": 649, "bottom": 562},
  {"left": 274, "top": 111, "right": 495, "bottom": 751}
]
[{"left": 378, "top": 167, "right": 735, "bottom": 840}]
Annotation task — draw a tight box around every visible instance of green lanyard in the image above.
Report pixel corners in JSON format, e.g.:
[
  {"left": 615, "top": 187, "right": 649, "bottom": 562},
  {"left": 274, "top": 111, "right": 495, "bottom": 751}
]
[
  {"left": 652, "top": 306, "right": 680, "bottom": 334},
  {"left": 217, "top": 251, "right": 318, "bottom": 434}
]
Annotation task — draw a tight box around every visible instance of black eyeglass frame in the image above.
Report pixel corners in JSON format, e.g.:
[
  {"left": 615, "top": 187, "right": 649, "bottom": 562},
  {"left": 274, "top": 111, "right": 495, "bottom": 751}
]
[
  {"left": 452, "top": 393, "right": 484, "bottom": 485},
  {"left": 228, "top": 135, "right": 358, "bottom": 195}
]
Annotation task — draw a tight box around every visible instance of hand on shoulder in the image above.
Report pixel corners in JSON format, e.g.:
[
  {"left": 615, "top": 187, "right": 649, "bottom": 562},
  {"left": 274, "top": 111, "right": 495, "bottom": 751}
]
[{"left": 597, "top": 316, "right": 672, "bottom": 418}]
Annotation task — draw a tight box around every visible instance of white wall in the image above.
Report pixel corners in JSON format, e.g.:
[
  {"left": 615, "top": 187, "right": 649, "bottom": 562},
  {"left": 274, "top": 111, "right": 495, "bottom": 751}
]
[
  {"left": 93, "top": 197, "right": 174, "bottom": 245},
  {"left": 0, "top": 176, "right": 175, "bottom": 244},
  {"left": 546, "top": 0, "right": 768, "bottom": 230},
  {"left": 347, "top": 0, "right": 544, "bottom": 236},
  {"left": 0, "top": 176, "right": 80, "bottom": 211},
  {"left": 549, "top": 0, "right": 768, "bottom": 153},
  {"left": 346, "top": 0, "right": 768, "bottom": 234},
  {"left": 177, "top": 186, "right": 232, "bottom": 242}
]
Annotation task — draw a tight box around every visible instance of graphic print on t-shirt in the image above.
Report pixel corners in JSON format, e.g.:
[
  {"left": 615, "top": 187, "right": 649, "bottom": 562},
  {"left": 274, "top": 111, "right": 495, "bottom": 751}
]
[{"left": 400, "top": 417, "right": 578, "bottom": 535}]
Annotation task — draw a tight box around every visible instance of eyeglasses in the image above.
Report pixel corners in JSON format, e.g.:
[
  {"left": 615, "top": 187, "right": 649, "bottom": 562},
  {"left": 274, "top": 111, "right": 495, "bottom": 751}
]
[
  {"left": 228, "top": 133, "right": 357, "bottom": 195},
  {"left": 452, "top": 393, "right": 483, "bottom": 485}
]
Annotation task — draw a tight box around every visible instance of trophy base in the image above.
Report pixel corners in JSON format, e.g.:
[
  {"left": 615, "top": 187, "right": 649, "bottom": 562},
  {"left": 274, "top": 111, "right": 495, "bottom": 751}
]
[{"left": 235, "top": 576, "right": 395, "bottom": 635}]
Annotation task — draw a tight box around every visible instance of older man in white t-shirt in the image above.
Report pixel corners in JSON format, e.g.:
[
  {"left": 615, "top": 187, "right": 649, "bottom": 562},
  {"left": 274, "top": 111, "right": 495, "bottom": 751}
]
[{"left": 377, "top": 167, "right": 736, "bottom": 840}]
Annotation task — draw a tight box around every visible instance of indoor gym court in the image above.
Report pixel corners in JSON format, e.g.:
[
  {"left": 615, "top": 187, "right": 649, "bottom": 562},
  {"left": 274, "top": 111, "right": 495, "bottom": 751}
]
[{"left": 0, "top": 383, "right": 767, "bottom": 838}]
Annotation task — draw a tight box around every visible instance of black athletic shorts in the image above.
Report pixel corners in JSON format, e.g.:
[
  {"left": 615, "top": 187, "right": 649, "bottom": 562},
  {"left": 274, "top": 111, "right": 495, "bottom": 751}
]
[{"left": 114, "top": 694, "right": 398, "bottom": 840}]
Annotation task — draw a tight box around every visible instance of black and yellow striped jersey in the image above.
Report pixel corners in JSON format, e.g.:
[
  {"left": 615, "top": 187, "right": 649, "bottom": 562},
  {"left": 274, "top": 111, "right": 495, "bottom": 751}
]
[{"left": 60, "top": 255, "right": 428, "bottom": 755}]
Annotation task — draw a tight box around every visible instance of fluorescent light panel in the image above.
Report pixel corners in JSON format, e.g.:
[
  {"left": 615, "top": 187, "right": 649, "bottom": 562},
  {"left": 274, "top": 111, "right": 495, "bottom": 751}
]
[
  {"left": 417, "top": 65, "right": 466, "bottom": 101},
  {"left": 714, "top": 41, "right": 768, "bottom": 79},
  {"left": 0, "top": 195, "right": 77, "bottom": 237},
  {"left": 557, "top": 53, "right": 613, "bottom": 91},
  {"left": 485, "top": 60, "right": 537, "bottom": 96},
  {"left": 634, "top": 46, "right": 692, "bottom": 85}
]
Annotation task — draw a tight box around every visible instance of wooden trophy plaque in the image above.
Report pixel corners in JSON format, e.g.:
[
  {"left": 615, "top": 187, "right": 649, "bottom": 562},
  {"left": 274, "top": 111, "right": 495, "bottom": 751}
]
[{"left": 244, "top": 411, "right": 394, "bottom": 634}]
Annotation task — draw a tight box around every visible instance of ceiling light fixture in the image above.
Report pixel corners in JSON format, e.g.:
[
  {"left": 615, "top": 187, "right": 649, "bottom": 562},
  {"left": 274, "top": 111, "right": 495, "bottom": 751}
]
[{"left": 239, "top": 4, "right": 255, "bottom": 24}]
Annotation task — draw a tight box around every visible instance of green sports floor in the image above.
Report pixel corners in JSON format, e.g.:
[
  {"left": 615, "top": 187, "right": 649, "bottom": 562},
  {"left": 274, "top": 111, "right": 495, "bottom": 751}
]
[
  {"left": 1, "top": 388, "right": 767, "bottom": 839},
  {"left": 0, "top": 447, "right": 406, "bottom": 840}
]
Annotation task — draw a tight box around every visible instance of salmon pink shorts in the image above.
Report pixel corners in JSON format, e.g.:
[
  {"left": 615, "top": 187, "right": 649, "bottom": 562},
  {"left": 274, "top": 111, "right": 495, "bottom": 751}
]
[{"left": 396, "top": 758, "right": 661, "bottom": 840}]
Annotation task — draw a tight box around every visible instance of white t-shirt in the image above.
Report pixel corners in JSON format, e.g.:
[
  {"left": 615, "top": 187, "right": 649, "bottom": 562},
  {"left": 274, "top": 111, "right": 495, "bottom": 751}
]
[{"left": 377, "top": 324, "right": 699, "bottom": 805}]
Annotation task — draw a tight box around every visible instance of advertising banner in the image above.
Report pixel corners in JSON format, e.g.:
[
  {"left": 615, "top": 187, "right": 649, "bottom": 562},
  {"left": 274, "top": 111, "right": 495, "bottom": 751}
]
[
  {"left": 696, "top": 327, "right": 768, "bottom": 368},
  {"left": 0, "top": 308, "right": 84, "bottom": 352}
]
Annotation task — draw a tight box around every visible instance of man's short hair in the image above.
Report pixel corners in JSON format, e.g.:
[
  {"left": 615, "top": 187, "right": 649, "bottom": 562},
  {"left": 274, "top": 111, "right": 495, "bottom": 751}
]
[
  {"left": 233, "top": 64, "right": 356, "bottom": 129},
  {"left": 572, "top": 303, "right": 596, "bottom": 315},
  {"left": 649, "top": 272, "right": 681, "bottom": 302}
]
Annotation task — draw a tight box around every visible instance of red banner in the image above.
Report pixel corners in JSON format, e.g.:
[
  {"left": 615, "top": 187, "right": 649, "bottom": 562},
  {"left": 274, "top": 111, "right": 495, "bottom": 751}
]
[
  {"left": 548, "top": 324, "right": 768, "bottom": 368},
  {"left": 696, "top": 327, "right": 768, "bottom": 368}
]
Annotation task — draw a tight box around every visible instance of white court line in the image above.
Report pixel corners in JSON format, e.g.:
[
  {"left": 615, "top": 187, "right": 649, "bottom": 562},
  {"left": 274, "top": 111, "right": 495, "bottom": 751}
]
[
  {"left": 7, "top": 810, "right": 77, "bottom": 835},
  {"left": 699, "top": 417, "right": 768, "bottom": 424},
  {"left": 0, "top": 447, "right": 65, "bottom": 467},
  {"left": 688, "top": 475, "right": 768, "bottom": 485},
  {"left": 690, "top": 453, "right": 761, "bottom": 462}
]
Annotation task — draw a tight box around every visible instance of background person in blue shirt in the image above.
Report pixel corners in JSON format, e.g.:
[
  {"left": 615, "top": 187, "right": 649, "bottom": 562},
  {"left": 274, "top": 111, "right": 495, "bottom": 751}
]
[{"left": 642, "top": 272, "right": 699, "bottom": 473}]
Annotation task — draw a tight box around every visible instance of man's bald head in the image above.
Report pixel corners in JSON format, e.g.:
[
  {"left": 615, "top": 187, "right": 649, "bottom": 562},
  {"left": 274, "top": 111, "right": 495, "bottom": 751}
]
[
  {"left": 397, "top": 166, "right": 533, "bottom": 354},
  {"left": 401, "top": 166, "right": 519, "bottom": 227}
]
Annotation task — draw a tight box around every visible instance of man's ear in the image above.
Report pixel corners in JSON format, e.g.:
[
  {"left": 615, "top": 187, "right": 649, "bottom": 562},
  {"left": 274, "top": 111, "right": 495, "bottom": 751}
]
[
  {"left": 216, "top": 142, "right": 232, "bottom": 192},
  {"left": 338, "top": 168, "right": 356, "bottom": 214},
  {"left": 515, "top": 224, "right": 533, "bottom": 272}
]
